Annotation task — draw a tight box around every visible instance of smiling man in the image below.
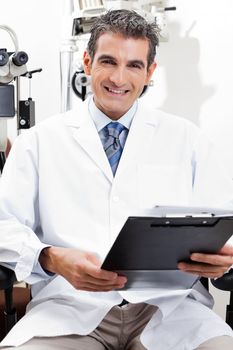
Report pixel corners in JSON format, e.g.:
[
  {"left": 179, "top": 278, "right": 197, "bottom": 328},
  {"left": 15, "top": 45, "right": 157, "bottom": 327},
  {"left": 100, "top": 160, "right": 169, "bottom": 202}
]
[
  {"left": 1, "top": 9, "right": 233, "bottom": 350},
  {"left": 83, "top": 32, "right": 156, "bottom": 119}
]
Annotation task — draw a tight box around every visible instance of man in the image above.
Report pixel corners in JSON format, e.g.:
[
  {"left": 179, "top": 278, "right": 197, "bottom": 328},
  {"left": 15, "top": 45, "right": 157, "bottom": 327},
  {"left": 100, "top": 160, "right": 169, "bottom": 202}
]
[{"left": 0, "top": 9, "right": 233, "bottom": 350}]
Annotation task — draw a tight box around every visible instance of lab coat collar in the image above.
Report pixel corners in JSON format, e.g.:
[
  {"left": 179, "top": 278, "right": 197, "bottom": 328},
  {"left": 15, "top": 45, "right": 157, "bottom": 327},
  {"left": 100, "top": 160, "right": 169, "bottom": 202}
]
[{"left": 62, "top": 97, "right": 161, "bottom": 183}]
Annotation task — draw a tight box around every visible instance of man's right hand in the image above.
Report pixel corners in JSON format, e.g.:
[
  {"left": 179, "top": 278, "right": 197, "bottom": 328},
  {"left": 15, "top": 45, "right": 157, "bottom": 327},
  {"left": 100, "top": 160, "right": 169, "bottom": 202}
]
[{"left": 39, "top": 246, "right": 127, "bottom": 292}]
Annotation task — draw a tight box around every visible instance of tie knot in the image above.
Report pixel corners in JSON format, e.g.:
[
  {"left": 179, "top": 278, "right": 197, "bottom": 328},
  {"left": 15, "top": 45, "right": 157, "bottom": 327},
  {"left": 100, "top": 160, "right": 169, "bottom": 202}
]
[{"left": 106, "top": 122, "right": 125, "bottom": 139}]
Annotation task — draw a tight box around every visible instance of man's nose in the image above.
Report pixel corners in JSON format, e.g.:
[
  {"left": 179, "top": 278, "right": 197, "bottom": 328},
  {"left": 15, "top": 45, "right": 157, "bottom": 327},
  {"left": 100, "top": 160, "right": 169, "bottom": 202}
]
[{"left": 109, "top": 66, "right": 126, "bottom": 86}]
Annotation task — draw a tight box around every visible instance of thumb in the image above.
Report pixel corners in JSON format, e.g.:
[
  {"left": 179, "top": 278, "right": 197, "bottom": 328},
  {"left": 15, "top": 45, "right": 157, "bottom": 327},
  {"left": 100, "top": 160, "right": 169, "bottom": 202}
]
[{"left": 86, "top": 252, "right": 102, "bottom": 267}]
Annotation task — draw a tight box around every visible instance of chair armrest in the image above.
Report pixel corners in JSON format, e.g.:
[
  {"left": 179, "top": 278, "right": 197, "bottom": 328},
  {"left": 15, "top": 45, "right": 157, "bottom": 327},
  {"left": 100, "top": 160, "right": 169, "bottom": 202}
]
[
  {"left": 0, "top": 266, "right": 16, "bottom": 290},
  {"left": 0, "top": 266, "right": 18, "bottom": 335},
  {"left": 211, "top": 269, "right": 233, "bottom": 291}
]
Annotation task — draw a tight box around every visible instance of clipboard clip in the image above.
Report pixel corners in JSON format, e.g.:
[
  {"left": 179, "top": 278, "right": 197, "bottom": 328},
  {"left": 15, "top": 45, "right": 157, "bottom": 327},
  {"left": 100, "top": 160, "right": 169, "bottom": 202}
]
[{"left": 166, "top": 212, "right": 215, "bottom": 218}]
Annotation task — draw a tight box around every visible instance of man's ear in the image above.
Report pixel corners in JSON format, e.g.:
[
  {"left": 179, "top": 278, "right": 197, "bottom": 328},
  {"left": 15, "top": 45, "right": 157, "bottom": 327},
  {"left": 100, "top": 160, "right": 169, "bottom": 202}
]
[
  {"left": 145, "top": 62, "right": 157, "bottom": 85},
  {"left": 83, "top": 51, "right": 92, "bottom": 75}
]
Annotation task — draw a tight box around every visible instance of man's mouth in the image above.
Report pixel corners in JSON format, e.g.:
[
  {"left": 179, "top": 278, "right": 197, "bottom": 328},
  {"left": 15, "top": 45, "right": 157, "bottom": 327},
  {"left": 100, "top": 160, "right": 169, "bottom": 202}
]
[{"left": 105, "top": 86, "right": 129, "bottom": 95}]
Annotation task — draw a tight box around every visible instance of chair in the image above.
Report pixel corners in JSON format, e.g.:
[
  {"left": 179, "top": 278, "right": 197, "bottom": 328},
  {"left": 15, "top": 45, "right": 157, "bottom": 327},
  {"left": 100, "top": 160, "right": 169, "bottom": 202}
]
[
  {"left": 211, "top": 270, "right": 233, "bottom": 328},
  {"left": 0, "top": 265, "right": 233, "bottom": 340},
  {"left": 0, "top": 266, "right": 30, "bottom": 340}
]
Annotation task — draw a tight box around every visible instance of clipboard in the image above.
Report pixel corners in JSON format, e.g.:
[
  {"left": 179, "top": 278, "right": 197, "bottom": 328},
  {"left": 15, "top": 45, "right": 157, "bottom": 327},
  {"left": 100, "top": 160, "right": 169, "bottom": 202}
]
[{"left": 101, "top": 215, "right": 233, "bottom": 290}]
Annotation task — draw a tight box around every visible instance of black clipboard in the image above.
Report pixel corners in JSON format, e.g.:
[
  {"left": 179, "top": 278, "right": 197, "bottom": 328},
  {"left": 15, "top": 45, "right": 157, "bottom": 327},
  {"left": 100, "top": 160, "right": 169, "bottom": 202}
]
[{"left": 101, "top": 216, "right": 233, "bottom": 289}]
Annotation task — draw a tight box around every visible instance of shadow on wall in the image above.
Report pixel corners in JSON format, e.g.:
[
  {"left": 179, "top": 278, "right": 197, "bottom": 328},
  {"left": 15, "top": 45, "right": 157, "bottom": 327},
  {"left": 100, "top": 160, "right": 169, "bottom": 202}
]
[{"left": 157, "top": 21, "right": 215, "bottom": 125}]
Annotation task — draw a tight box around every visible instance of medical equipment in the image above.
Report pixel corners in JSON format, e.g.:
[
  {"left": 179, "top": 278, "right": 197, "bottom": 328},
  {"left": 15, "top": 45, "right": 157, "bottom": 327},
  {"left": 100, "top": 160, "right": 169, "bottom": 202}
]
[
  {"left": 60, "top": 0, "right": 176, "bottom": 112},
  {"left": 0, "top": 25, "right": 42, "bottom": 173}
]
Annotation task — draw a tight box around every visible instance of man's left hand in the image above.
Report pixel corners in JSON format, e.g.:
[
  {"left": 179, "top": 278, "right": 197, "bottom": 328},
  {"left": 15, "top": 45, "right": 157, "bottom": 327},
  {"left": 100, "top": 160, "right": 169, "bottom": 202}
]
[{"left": 178, "top": 244, "right": 233, "bottom": 278}]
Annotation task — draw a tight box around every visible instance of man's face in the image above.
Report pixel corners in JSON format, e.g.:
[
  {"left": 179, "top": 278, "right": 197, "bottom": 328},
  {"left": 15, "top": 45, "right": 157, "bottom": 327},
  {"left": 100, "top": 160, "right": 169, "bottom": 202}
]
[{"left": 83, "top": 32, "right": 156, "bottom": 120}]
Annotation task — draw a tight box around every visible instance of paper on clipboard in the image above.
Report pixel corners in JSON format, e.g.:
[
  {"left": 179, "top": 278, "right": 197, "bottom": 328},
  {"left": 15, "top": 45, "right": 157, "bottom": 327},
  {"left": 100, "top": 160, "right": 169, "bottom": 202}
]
[{"left": 144, "top": 205, "right": 233, "bottom": 218}]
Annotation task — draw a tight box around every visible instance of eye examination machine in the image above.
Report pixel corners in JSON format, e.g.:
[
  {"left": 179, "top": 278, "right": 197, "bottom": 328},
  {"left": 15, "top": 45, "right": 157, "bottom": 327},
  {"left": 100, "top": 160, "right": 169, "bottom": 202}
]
[{"left": 0, "top": 25, "right": 42, "bottom": 174}]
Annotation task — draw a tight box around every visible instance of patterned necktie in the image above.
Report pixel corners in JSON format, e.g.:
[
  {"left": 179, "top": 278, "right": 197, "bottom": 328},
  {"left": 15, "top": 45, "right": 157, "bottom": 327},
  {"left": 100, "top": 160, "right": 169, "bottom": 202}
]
[{"left": 104, "top": 122, "right": 126, "bottom": 175}]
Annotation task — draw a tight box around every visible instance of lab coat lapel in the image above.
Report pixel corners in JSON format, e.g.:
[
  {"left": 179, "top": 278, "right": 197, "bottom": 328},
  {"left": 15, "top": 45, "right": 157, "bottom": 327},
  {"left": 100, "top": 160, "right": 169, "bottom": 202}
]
[
  {"left": 63, "top": 99, "right": 160, "bottom": 182},
  {"left": 63, "top": 102, "right": 113, "bottom": 183},
  {"left": 116, "top": 103, "right": 160, "bottom": 176}
]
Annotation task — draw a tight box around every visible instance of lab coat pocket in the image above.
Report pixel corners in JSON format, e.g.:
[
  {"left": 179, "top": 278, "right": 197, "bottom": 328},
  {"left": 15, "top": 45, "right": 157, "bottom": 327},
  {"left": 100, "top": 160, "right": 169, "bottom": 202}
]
[{"left": 137, "top": 163, "right": 192, "bottom": 208}]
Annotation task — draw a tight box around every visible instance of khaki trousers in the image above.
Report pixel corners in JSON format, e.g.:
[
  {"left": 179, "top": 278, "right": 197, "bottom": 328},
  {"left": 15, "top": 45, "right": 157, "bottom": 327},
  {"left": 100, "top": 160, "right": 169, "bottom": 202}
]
[{"left": 2, "top": 303, "right": 233, "bottom": 350}]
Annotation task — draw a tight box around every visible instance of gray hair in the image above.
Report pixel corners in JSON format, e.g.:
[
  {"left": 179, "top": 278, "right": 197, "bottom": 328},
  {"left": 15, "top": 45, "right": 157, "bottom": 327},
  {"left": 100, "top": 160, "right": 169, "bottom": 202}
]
[{"left": 87, "top": 9, "right": 159, "bottom": 69}]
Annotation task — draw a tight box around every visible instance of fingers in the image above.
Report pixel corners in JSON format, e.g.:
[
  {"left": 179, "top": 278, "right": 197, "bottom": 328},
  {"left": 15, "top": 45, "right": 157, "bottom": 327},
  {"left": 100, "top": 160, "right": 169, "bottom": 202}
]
[
  {"left": 178, "top": 244, "right": 233, "bottom": 279},
  {"left": 178, "top": 261, "right": 227, "bottom": 278},
  {"left": 51, "top": 248, "right": 128, "bottom": 291},
  {"left": 82, "top": 252, "right": 120, "bottom": 281},
  {"left": 190, "top": 252, "right": 233, "bottom": 267},
  {"left": 178, "top": 254, "right": 233, "bottom": 278},
  {"left": 72, "top": 278, "right": 126, "bottom": 291},
  {"left": 76, "top": 262, "right": 127, "bottom": 286},
  {"left": 84, "top": 259, "right": 118, "bottom": 281},
  {"left": 71, "top": 254, "right": 127, "bottom": 291},
  {"left": 72, "top": 272, "right": 127, "bottom": 291}
]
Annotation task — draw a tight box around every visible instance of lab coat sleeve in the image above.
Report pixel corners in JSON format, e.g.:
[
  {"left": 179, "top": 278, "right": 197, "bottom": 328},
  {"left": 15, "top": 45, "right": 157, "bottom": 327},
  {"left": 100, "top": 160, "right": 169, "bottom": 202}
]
[
  {"left": 0, "top": 130, "right": 52, "bottom": 284},
  {"left": 191, "top": 130, "right": 233, "bottom": 246},
  {"left": 191, "top": 130, "right": 233, "bottom": 207}
]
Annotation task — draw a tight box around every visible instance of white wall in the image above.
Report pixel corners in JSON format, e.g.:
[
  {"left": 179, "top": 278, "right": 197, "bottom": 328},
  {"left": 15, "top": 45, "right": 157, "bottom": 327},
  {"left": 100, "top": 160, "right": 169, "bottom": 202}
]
[
  {"left": 1, "top": 0, "right": 233, "bottom": 320},
  {"left": 143, "top": 0, "right": 233, "bottom": 179}
]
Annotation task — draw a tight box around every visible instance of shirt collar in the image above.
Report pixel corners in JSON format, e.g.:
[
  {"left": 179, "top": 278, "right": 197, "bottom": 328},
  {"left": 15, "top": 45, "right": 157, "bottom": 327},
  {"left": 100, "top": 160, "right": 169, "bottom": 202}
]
[{"left": 88, "top": 96, "right": 137, "bottom": 132}]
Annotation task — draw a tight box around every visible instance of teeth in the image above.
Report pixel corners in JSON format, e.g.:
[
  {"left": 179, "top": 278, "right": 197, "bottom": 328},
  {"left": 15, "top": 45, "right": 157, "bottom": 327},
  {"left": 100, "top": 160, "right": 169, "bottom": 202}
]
[{"left": 108, "top": 88, "right": 125, "bottom": 94}]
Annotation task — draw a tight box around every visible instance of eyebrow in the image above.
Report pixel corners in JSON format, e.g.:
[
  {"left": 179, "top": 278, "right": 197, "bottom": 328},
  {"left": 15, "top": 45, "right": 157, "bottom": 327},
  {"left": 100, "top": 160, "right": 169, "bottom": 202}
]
[
  {"left": 97, "top": 55, "right": 146, "bottom": 68},
  {"left": 97, "top": 54, "right": 116, "bottom": 62}
]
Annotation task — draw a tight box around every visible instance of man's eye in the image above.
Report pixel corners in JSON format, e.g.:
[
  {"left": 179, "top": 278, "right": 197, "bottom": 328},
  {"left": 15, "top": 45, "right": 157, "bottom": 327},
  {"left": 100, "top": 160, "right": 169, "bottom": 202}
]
[{"left": 129, "top": 63, "right": 142, "bottom": 69}]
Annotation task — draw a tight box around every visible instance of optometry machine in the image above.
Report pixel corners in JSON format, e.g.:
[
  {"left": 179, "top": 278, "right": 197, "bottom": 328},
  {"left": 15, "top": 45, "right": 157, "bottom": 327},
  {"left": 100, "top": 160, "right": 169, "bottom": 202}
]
[{"left": 0, "top": 25, "right": 42, "bottom": 173}]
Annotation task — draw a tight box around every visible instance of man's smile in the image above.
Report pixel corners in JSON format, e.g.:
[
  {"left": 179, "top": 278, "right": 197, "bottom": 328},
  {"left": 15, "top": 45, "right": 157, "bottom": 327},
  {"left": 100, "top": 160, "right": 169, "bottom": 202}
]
[{"left": 104, "top": 86, "right": 129, "bottom": 95}]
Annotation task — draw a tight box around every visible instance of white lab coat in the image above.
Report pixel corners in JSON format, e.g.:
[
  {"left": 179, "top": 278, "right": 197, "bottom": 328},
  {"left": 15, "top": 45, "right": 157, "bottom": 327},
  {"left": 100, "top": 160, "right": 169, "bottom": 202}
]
[{"left": 0, "top": 97, "right": 233, "bottom": 349}]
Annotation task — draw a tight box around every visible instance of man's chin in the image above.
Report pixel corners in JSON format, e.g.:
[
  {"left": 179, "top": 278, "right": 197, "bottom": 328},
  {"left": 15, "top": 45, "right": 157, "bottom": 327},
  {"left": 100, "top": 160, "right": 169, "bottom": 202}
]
[{"left": 102, "top": 104, "right": 127, "bottom": 119}]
